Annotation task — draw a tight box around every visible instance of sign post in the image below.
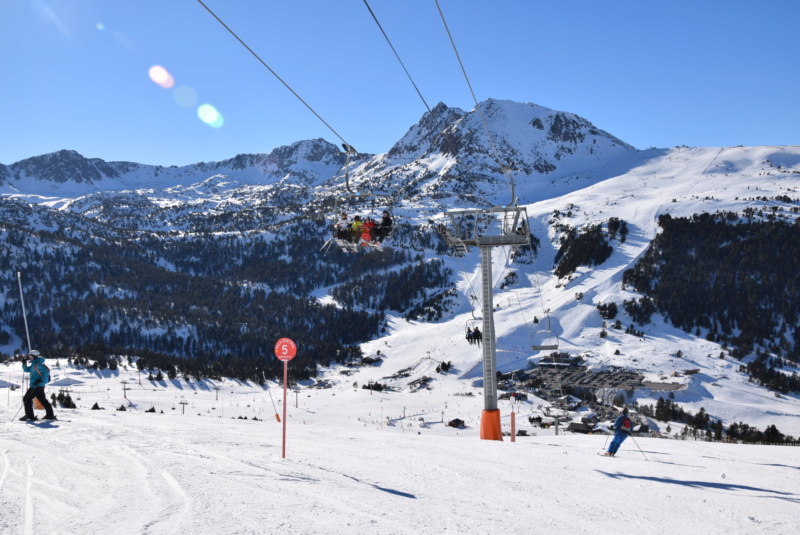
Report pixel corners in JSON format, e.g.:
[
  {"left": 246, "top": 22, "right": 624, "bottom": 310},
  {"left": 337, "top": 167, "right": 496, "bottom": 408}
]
[{"left": 274, "top": 337, "right": 297, "bottom": 459}]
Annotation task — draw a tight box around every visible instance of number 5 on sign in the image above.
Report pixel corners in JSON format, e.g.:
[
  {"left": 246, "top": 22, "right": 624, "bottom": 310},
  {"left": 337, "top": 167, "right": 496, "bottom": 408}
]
[
  {"left": 274, "top": 337, "right": 297, "bottom": 458},
  {"left": 274, "top": 338, "right": 297, "bottom": 361}
]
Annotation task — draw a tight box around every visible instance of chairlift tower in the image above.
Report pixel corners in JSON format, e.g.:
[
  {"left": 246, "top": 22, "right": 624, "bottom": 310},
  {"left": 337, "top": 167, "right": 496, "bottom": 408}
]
[{"left": 439, "top": 205, "right": 530, "bottom": 440}]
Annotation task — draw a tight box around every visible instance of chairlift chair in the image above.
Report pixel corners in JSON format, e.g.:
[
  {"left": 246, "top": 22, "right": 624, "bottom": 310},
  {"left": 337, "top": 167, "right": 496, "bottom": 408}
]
[
  {"left": 531, "top": 330, "right": 559, "bottom": 352},
  {"left": 321, "top": 144, "right": 396, "bottom": 253},
  {"left": 531, "top": 316, "right": 559, "bottom": 351}
]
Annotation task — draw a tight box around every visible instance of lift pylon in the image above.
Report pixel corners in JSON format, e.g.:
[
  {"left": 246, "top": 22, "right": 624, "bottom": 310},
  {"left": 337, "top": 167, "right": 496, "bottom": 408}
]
[{"left": 439, "top": 205, "right": 530, "bottom": 440}]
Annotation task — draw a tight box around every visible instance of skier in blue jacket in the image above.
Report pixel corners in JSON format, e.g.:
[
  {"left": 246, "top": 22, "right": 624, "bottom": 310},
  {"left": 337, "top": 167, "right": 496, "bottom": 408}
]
[
  {"left": 604, "top": 407, "right": 632, "bottom": 456},
  {"left": 20, "top": 350, "right": 56, "bottom": 421}
]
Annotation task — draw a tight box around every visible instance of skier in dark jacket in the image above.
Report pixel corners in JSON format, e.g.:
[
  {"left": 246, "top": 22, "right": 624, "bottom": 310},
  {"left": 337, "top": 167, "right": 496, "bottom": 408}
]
[
  {"left": 377, "top": 211, "right": 393, "bottom": 243},
  {"left": 604, "top": 407, "right": 632, "bottom": 456},
  {"left": 21, "top": 350, "right": 56, "bottom": 421}
]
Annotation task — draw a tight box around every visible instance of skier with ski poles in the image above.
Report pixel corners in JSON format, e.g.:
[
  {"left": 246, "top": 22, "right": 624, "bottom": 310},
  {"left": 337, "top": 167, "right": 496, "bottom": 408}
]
[
  {"left": 603, "top": 407, "right": 632, "bottom": 456},
  {"left": 20, "top": 350, "right": 56, "bottom": 422}
]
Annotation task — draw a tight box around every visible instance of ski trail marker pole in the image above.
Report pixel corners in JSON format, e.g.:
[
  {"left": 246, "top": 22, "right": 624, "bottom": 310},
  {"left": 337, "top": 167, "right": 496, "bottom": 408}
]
[{"left": 274, "top": 338, "right": 297, "bottom": 459}]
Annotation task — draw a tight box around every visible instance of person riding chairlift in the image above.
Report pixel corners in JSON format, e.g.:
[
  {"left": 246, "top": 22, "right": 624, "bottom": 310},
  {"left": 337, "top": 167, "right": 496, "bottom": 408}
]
[
  {"left": 377, "top": 211, "right": 393, "bottom": 243},
  {"left": 360, "top": 218, "right": 375, "bottom": 245},
  {"left": 350, "top": 215, "right": 363, "bottom": 243},
  {"left": 334, "top": 213, "right": 349, "bottom": 241}
]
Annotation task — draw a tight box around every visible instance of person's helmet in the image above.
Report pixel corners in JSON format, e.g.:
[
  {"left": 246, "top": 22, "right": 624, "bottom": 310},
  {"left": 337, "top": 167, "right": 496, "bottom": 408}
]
[
  {"left": 622, "top": 407, "right": 629, "bottom": 415},
  {"left": 29, "top": 350, "right": 40, "bottom": 358}
]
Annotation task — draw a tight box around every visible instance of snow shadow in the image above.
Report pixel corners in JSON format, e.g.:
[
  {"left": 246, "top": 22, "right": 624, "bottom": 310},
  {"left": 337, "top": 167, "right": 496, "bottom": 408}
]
[
  {"left": 341, "top": 474, "right": 416, "bottom": 499},
  {"left": 699, "top": 456, "right": 800, "bottom": 472},
  {"left": 84, "top": 368, "right": 120, "bottom": 379},
  {"left": 596, "top": 471, "right": 799, "bottom": 502}
]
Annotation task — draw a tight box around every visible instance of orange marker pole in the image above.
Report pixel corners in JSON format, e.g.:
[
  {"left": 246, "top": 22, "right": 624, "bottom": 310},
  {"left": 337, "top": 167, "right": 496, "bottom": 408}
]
[{"left": 511, "top": 411, "right": 516, "bottom": 442}]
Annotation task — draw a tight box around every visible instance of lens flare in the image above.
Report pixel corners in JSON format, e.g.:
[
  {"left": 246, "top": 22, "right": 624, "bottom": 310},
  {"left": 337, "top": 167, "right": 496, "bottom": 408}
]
[
  {"left": 96, "top": 23, "right": 105, "bottom": 31},
  {"left": 198, "top": 104, "right": 224, "bottom": 128},
  {"left": 174, "top": 85, "right": 197, "bottom": 108},
  {"left": 148, "top": 65, "right": 175, "bottom": 89}
]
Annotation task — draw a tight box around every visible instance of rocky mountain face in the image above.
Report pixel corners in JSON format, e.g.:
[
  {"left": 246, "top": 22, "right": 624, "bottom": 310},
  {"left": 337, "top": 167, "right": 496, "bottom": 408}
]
[{"left": 356, "top": 99, "right": 637, "bottom": 205}]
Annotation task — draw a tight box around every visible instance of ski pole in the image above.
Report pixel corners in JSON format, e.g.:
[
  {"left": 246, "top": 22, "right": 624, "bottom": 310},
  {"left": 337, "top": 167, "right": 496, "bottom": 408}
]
[
  {"left": 17, "top": 272, "right": 32, "bottom": 355},
  {"left": 8, "top": 402, "right": 25, "bottom": 423},
  {"left": 17, "top": 272, "right": 32, "bottom": 400},
  {"left": 629, "top": 434, "right": 648, "bottom": 461}
]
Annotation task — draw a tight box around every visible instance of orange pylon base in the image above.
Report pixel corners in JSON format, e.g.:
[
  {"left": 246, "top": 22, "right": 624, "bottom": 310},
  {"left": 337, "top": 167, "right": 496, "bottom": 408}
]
[{"left": 480, "top": 409, "right": 503, "bottom": 441}]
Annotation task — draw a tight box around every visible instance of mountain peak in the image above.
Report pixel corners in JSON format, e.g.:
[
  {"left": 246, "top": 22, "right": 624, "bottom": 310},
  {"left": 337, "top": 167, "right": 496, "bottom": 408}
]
[{"left": 10, "top": 149, "right": 134, "bottom": 186}]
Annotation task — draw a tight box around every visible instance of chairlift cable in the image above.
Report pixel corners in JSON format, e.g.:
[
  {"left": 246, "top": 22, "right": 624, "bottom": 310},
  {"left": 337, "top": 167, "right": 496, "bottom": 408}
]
[
  {"left": 452, "top": 248, "right": 483, "bottom": 318},
  {"left": 362, "top": 0, "right": 462, "bottom": 159},
  {"left": 434, "top": 0, "right": 516, "bottom": 204},
  {"left": 496, "top": 245, "right": 538, "bottom": 388},
  {"left": 196, "top": 0, "right": 353, "bottom": 148},
  {"left": 531, "top": 253, "right": 552, "bottom": 331},
  {"left": 362, "top": 0, "right": 431, "bottom": 113},
  {"left": 499, "top": 245, "right": 532, "bottom": 331}
]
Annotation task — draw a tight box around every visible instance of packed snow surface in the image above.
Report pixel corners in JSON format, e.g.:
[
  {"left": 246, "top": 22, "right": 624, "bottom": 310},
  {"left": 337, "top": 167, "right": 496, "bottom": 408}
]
[{"left": 0, "top": 357, "right": 797, "bottom": 535}]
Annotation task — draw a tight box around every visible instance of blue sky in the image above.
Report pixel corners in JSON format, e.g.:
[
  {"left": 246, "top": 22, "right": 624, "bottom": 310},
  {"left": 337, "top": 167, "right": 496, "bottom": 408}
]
[{"left": 1, "top": 0, "right": 797, "bottom": 167}]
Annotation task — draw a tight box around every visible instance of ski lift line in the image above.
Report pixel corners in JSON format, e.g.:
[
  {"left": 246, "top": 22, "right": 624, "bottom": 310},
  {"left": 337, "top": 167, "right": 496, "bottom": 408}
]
[
  {"left": 433, "top": 0, "right": 516, "bottom": 205},
  {"left": 531, "top": 268, "right": 557, "bottom": 329},
  {"left": 492, "top": 246, "right": 537, "bottom": 385},
  {"left": 499, "top": 245, "right": 533, "bottom": 333},
  {"left": 362, "top": 1, "right": 463, "bottom": 160},
  {"left": 362, "top": 0, "right": 431, "bottom": 113},
  {"left": 196, "top": 0, "right": 352, "bottom": 148},
  {"left": 452, "top": 247, "right": 484, "bottom": 317}
]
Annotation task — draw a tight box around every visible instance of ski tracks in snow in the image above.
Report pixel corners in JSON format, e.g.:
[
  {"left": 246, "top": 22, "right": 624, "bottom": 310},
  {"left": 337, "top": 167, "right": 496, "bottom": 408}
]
[
  {"left": 0, "top": 449, "right": 8, "bottom": 491},
  {"left": 158, "top": 470, "right": 190, "bottom": 535},
  {"left": 23, "top": 460, "right": 32, "bottom": 535},
  {"left": 0, "top": 419, "right": 195, "bottom": 534}
]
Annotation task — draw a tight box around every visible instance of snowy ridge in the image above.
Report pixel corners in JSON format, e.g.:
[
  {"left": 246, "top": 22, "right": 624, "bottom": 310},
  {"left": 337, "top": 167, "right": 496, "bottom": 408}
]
[{"left": 1, "top": 139, "right": 346, "bottom": 199}]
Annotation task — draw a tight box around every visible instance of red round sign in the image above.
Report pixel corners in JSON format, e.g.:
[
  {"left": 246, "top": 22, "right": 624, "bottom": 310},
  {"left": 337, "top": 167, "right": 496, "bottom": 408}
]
[{"left": 274, "top": 338, "right": 297, "bottom": 361}]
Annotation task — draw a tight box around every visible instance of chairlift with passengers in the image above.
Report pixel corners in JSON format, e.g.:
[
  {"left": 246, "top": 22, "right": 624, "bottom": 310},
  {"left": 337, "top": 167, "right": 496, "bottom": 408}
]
[
  {"left": 465, "top": 295, "right": 483, "bottom": 343},
  {"left": 322, "top": 144, "right": 396, "bottom": 254}
]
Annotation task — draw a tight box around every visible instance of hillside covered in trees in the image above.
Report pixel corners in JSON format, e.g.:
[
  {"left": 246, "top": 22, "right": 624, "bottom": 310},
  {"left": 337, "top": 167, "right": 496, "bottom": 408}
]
[
  {"left": 622, "top": 212, "right": 800, "bottom": 368},
  {"left": 0, "top": 198, "right": 454, "bottom": 382}
]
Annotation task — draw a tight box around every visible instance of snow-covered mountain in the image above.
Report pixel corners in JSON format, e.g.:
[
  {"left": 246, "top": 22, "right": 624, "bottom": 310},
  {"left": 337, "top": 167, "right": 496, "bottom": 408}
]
[
  {"left": 1, "top": 100, "right": 638, "bottom": 206},
  {"left": 2, "top": 98, "right": 799, "bottom": 440},
  {"left": 0, "top": 138, "right": 346, "bottom": 198}
]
